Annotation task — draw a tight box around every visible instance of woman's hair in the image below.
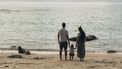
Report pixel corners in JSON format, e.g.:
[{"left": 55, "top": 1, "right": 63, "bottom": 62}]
[{"left": 78, "top": 26, "right": 83, "bottom": 32}]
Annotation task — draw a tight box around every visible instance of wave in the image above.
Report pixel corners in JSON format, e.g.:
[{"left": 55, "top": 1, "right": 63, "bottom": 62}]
[{"left": 0, "top": 9, "right": 20, "bottom": 13}]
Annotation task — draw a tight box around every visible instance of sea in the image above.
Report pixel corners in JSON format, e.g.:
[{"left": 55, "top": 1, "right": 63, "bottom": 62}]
[{"left": 0, "top": 1, "right": 122, "bottom": 53}]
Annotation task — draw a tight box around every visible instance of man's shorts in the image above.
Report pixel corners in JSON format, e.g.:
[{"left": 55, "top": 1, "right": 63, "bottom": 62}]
[{"left": 59, "top": 42, "right": 67, "bottom": 50}]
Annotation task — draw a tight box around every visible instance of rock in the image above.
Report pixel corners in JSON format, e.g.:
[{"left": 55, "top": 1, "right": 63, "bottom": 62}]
[
  {"left": 9, "top": 46, "right": 17, "bottom": 49},
  {"left": 18, "top": 46, "right": 31, "bottom": 55},
  {"left": 88, "top": 66, "right": 95, "bottom": 68},
  {"left": 107, "top": 50, "right": 117, "bottom": 53},
  {"left": 33, "top": 57, "right": 40, "bottom": 60},
  {"left": 5, "top": 65, "right": 9, "bottom": 67},
  {"left": 26, "top": 51, "right": 31, "bottom": 55},
  {"left": 86, "top": 35, "right": 98, "bottom": 41},
  {"left": 69, "top": 35, "right": 97, "bottom": 42},
  {"left": 69, "top": 37, "right": 77, "bottom": 41},
  {"left": 7, "top": 54, "right": 23, "bottom": 58},
  {"left": 33, "top": 57, "right": 46, "bottom": 60},
  {"left": 11, "top": 46, "right": 17, "bottom": 48}
]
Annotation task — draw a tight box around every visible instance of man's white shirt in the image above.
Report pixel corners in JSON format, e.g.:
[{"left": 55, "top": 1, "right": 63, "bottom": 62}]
[{"left": 58, "top": 28, "right": 68, "bottom": 42}]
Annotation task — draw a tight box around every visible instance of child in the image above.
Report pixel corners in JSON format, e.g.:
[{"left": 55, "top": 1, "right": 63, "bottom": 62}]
[{"left": 69, "top": 44, "right": 76, "bottom": 60}]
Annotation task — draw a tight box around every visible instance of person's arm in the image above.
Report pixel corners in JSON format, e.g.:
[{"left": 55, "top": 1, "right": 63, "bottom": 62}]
[
  {"left": 67, "top": 31, "right": 70, "bottom": 44},
  {"left": 76, "top": 33, "right": 79, "bottom": 48},
  {"left": 69, "top": 44, "right": 70, "bottom": 49},
  {"left": 84, "top": 32, "right": 86, "bottom": 42},
  {"left": 67, "top": 35, "right": 70, "bottom": 42},
  {"left": 58, "top": 33, "right": 60, "bottom": 44},
  {"left": 74, "top": 47, "right": 76, "bottom": 49}
]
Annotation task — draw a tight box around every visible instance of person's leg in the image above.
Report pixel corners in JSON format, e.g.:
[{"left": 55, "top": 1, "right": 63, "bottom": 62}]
[
  {"left": 69, "top": 53, "right": 71, "bottom": 60},
  {"left": 72, "top": 54, "right": 74, "bottom": 60},
  {"left": 80, "top": 58, "right": 81, "bottom": 61},
  {"left": 81, "top": 57, "right": 84, "bottom": 61},
  {"left": 60, "top": 49, "right": 62, "bottom": 60},
  {"left": 69, "top": 55, "right": 71, "bottom": 60},
  {"left": 59, "top": 42, "right": 63, "bottom": 60},
  {"left": 72, "top": 56, "right": 73, "bottom": 60},
  {"left": 64, "top": 49, "right": 67, "bottom": 60},
  {"left": 64, "top": 42, "right": 68, "bottom": 60}
]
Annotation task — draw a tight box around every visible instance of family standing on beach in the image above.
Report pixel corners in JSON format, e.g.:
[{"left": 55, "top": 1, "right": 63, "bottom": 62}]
[{"left": 58, "top": 23, "right": 86, "bottom": 61}]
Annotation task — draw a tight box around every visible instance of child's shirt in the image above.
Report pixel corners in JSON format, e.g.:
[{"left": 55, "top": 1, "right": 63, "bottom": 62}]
[{"left": 70, "top": 47, "right": 76, "bottom": 54}]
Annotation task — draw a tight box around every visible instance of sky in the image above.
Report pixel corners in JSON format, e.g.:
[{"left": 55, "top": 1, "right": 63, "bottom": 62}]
[
  {"left": 0, "top": 0, "right": 121, "bottom": 7},
  {"left": 0, "top": 0, "right": 122, "bottom": 2}
]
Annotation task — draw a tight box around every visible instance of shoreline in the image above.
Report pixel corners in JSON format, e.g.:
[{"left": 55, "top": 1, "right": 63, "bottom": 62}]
[
  {"left": 0, "top": 50, "right": 122, "bottom": 55},
  {"left": 0, "top": 47, "right": 122, "bottom": 54}
]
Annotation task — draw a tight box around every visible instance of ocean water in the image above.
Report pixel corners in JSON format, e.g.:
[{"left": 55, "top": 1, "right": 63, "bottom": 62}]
[{"left": 0, "top": 2, "right": 122, "bottom": 52}]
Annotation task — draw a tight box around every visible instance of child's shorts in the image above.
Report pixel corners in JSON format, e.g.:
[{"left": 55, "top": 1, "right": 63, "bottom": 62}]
[{"left": 69, "top": 53, "right": 75, "bottom": 56}]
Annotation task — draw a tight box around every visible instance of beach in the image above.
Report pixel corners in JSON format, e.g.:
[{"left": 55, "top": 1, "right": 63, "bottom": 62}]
[
  {"left": 0, "top": 1, "right": 122, "bottom": 52},
  {"left": 0, "top": 1, "right": 122, "bottom": 69},
  {"left": 0, "top": 51, "right": 121, "bottom": 69}
]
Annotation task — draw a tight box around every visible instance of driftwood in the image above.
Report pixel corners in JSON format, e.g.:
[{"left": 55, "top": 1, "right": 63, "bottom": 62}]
[{"left": 69, "top": 35, "right": 98, "bottom": 42}]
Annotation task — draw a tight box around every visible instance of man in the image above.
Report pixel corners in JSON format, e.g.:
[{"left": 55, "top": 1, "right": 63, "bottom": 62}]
[{"left": 58, "top": 23, "right": 70, "bottom": 60}]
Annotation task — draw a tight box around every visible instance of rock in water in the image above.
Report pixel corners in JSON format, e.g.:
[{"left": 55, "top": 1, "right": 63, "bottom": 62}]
[
  {"left": 69, "top": 35, "right": 97, "bottom": 42},
  {"left": 69, "top": 37, "right": 77, "bottom": 41},
  {"left": 86, "top": 35, "right": 98, "bottom": 41},
  {"left": 107, "top": 50, "right": 117, "bottom": 53},
  {"left": 9, "top": 46, "right": 17, "bottom": 50}
]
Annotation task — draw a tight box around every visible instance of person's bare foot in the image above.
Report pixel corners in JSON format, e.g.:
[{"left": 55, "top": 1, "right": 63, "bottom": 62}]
[
  {"left": 60, "top": 58, "right": 62, "bottom": 61},
  {"left": 65, "top": 58, "right": 67, "bottom": 61}
]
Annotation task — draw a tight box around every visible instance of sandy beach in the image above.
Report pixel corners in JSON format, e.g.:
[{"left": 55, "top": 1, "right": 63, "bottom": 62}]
[{"left": 0, "top": 51, "right": 121, "bottom": 69}]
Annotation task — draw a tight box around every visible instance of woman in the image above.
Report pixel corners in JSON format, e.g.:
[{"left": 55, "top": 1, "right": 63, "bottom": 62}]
[{"left": 76, "top": 26, "right": 86, "bottom": 61}]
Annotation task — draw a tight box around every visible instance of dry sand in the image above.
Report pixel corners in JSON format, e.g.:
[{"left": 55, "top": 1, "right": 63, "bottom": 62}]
[{"left": 0, "top": 52, "right": 121, "bottom": 69}]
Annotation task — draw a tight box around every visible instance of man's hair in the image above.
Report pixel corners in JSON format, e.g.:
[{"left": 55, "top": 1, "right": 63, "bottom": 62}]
[{"left": 62, "top": 22, "right": 66, "bottom": 28}]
